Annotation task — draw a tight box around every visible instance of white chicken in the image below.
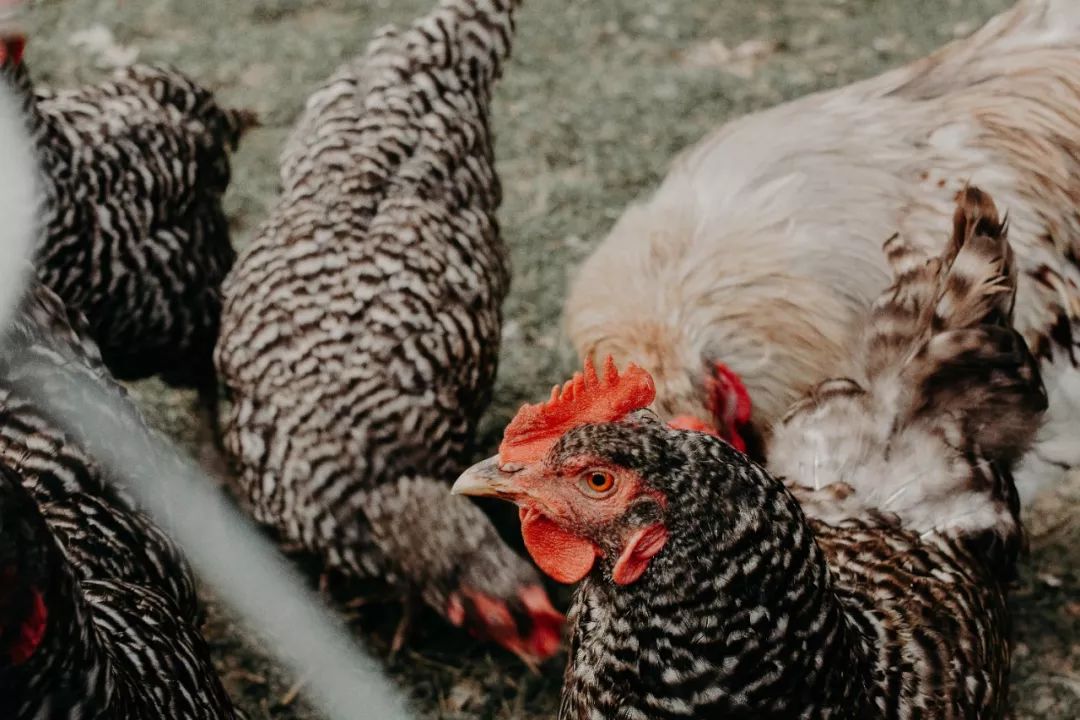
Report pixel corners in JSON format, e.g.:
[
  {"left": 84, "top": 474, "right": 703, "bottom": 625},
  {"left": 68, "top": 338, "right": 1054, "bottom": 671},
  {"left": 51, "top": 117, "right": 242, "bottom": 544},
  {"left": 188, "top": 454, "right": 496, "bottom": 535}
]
[{"left": 565, "top": 0, "right": 1080, "bottom": 501}]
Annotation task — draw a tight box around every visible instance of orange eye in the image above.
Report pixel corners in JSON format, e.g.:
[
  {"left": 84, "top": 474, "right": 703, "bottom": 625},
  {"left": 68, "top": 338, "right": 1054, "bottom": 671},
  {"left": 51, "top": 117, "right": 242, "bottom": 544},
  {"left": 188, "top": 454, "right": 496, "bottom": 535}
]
[{"left": 582, "top": 471, "right": 615, "bottom": 495}]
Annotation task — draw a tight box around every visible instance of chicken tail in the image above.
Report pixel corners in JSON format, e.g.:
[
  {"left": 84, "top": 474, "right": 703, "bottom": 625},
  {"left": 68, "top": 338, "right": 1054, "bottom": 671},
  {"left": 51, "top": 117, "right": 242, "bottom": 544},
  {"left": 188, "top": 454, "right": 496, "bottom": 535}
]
[
  {"left": 866, "top": 187, "right": 1014, "bottom": 374},
  {"left": 223, "top": 107, "right": 260, "bottom": 145},
  {"left": 770, "top": 188, "right": 1046, "bottom": 573},
  {"left": 869, "top": 187, "right": 1046, "bottom": 465},
  {"left": 369, "top": 0, "right": 521, "bottom": 85},
  {"left": 114, "top": 64, "right": 257, "bottom": 150}
]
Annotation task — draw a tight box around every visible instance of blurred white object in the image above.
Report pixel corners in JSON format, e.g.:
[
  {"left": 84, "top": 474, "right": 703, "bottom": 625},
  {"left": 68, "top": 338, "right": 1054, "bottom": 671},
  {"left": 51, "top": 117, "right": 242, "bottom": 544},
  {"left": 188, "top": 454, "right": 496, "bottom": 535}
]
[{"left": 0, "top": 78, "right": 36, "bottom": 335}]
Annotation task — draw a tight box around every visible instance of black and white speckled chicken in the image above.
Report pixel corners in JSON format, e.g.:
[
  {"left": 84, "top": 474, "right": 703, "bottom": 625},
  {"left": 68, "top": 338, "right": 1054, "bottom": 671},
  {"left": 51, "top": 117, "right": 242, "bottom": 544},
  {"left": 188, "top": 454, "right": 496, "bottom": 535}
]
[
  {"left": 456, "top": 188, "right": 1045, "bottom": 718},
  {"left": 0, "top": 61, "right": 233, "bottom": 717},
  {"left": 0, "top": 8, "right": 254, "bottom": 399},
  {"left": 0, "top": 272, "right": 239, "bottom": 717},
  {"left": 216, "top": 0, "right": 562, "bottom": 663}
]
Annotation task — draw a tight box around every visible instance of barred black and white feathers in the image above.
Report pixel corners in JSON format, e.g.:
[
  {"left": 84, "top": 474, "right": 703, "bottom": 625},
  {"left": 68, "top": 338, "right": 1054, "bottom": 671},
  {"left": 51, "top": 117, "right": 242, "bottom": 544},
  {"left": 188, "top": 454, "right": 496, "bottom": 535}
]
[
  {"left": 216, "top": 0, "right": 563, "bottom": 661},
  {"left": 0, "top": 31, "right": 254, "bottom": 393},
  {"left": 0, "top": 36, "right": 233, "bottom": 717},
  {"left": 758, "top": 187, "right": 1046, "bottom": 716},
  {"left": 0, "top": 283, "right": 233, "bottom": 718},
  {"left": 0, "top": 465, "right": 237, "bottom": 720},
  {"left": 0, "top": 283, "right": 199, "bottom": 620},
  {"left": 462, "top": 188, "right": 1046, "bottom": 718}
]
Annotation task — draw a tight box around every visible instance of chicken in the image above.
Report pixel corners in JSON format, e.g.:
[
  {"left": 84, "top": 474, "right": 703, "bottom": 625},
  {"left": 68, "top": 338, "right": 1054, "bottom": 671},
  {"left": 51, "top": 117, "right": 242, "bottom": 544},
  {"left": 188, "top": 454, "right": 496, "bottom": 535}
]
[
  {"left": 215, "top": 0, "right": 562, "bottom": 663},
  {"left": 457, "top": 189, "right": 1044, "bottom": 718},
  {"left": 0, "top": 463, "right": 238, "bottom": 719},
  {"left": 565, "top": 0, "right": 1080, "bottom": 498},
  {"left": 0, "top": 6, "right": 254, "bottom": 402}
]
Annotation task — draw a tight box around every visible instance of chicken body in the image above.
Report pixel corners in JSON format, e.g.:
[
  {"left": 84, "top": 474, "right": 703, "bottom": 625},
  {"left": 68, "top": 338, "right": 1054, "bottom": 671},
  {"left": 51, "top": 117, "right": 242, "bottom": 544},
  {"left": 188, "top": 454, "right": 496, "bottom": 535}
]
[
  {"left": 565, "top": 0, "right": 1080, "bottom": 500},
  {"left": 557, "top": 440, "right": 1018, "bottom": 719},
  {"left": 216, "top": 0, "right": 562, "bottom": 661},
  {"left": 461, "top": 189, "right": 1043, "bottom": 717},
  {"left": 0, "top": 283, "right": 236, "bottom": 719},
  {"left": 0, "top": 29, "right": 253, "bottom": 393}
]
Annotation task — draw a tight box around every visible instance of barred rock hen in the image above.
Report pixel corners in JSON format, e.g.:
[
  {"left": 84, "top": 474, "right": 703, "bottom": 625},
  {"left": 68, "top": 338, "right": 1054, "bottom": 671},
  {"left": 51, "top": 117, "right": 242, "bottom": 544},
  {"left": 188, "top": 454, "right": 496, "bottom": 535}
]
[
  {"left": 566, "top": 0, "right": 1080, "bottom": 498},
  {"left": 459, "top": 190, "right": 1044, "bottom": 718},
  {"left": 0, "top": 9, "right": 253, "bottom": 397},
  {"left": 216, "top": 0, "right": 562, "bottom": 662}
]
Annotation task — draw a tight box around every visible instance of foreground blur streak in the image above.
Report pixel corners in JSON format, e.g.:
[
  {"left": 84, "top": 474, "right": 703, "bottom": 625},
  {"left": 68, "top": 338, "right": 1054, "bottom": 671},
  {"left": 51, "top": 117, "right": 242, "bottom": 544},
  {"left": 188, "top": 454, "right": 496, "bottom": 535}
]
[
  {"left": 0, "top": 70, "right": 412, "bottom": 720},
  {"left": 0, "top": 82, "right": 35, "bottom": 330}
]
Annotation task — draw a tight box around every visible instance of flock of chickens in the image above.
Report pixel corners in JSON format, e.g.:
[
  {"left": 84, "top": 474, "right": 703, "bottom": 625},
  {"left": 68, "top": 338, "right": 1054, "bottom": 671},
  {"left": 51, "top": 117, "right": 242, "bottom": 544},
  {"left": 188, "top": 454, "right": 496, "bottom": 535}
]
[{"left": 0, "top": 0, "right": 1076, "bottom": 718}]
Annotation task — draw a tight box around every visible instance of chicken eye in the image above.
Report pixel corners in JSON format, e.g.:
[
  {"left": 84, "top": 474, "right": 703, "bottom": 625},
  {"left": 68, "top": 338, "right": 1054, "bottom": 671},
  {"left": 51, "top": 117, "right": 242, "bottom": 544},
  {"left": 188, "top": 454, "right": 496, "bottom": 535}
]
[{"left": 582, "top": 471, "right": 615, "bottom": 496}]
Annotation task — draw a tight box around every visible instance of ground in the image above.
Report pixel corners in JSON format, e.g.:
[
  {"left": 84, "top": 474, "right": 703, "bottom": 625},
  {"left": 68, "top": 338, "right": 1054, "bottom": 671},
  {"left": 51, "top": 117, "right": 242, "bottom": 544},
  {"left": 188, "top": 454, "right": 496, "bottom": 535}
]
[{"left": 22, "top": 0, "right": 1080, "bottom": 717}]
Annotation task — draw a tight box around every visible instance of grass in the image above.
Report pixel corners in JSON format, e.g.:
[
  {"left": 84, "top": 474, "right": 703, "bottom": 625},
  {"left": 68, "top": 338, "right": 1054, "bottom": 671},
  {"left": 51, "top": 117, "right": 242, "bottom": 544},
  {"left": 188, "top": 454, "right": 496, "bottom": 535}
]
[{"left": 23, "top": 0, "right": 1080, "bottom": 717}]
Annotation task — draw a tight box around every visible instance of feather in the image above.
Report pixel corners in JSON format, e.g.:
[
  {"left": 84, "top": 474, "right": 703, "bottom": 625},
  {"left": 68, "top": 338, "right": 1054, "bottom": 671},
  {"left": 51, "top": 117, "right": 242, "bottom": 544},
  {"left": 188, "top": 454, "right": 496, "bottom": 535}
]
[
  {"left": 769, "top": 187, "right": 1045, "bottom": 571},
  {"left": 0, "top": 37, "right": 253, "bottom": 393}
]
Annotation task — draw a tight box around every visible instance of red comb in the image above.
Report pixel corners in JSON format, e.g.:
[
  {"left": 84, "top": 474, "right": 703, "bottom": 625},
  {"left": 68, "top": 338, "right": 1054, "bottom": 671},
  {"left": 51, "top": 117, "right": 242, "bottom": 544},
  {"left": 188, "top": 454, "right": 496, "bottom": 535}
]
[{"left": 499, "top": 356, "right": 656, "bottom": 465}]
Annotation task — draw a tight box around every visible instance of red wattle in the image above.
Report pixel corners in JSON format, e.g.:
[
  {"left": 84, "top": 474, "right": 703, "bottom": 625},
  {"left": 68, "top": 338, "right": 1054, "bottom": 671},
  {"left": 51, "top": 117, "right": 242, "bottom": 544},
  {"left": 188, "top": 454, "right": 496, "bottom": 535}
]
[
  {"left": 0, "top": 36, "right": 25, "bottom": 66},
  {"left": 518, "top": 585, "right": 564, "bottom": 660},
  {"left": 445, "top": 593, "right": 466, "bottom": 627},
  {"left": 713, "top": 362, "right": 752, "bottom": 425},
  {"left": 725, "top": 427, "right": 748, "bottom": 453},
  {"left": 520, "top": 507, "right": 598, "bottom": 584}
]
